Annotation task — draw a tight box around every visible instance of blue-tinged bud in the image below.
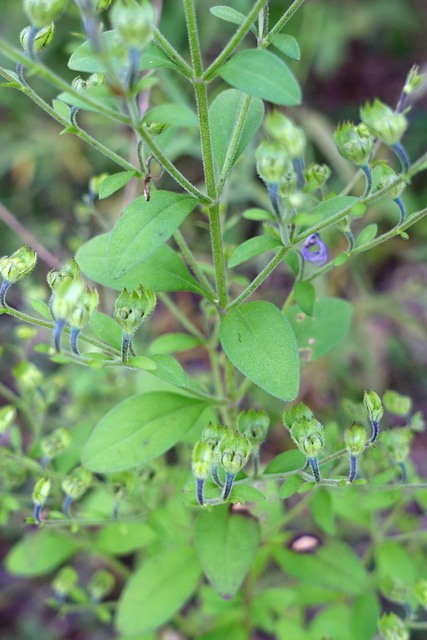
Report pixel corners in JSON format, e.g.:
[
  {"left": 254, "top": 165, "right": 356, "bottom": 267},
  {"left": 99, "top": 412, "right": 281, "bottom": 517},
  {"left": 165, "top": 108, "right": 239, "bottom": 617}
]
[
  {"left": 0, "top": 245, "right": 37, "bottom": 285},
  {"left": 69, "top": 286, "right": 99, "bottom": 331},
  {"left": 334, "top": 122, "right": 374, "bottom": 167},
  {"left": 24, "top": 0, "right": 66, "bottom": 28},
  {"left": 290, "top": 416, "right": 325, "bottom": 459},
  {"left": 192, "top": 440, "right": 213, "bottom": 480},
  {"left": 265, "top": 110, "right": 306, "bottom": 158},
  {"left": 360, "top": 99, "right": 407, "bottom": 146},
  {"left": 344, "top": 422, "right": 367, "bottom": 456},
  {"left": 378, "top": 612, "right": 409, "bottom": 640},
  {"left": 219, "top": 432, "right": 251, "bottom": 475},
  {"left": 62, "top": 467, "right": 92, "bottom": 516},
  {"left": 32, "top": 476, "right": 51, "bottom": 523},
  {"left": 88, "top": 570, "right": 115, "bottom": 602},
  {"left": 110, "top": 0, "right": 155, "bottom": 51},
  {"left": 20, "top": 23, "right": 54, "bottom": 51}
]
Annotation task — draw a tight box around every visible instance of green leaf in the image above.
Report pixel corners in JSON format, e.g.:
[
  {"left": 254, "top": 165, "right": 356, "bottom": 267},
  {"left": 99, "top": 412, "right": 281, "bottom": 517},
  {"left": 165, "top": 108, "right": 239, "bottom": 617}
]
[
  {"left": 273, "top": 540, "right": 370, "bottom": 594},
  {"left": 351, "top": 592, "right": 381, "bottom": 640},
  {"left": 242, "top": 208, "right": 276, "bottom": 221},
  {"left": 149, "top": 333, "right": 202, "bottom": 354},
  {"left": 82, "top": 392, "right": 207, "bottom": 472},
  {"left": 127, "top": 356, "right": 158, "bottom": 371},
  {"left": 99, "top": 172, "right": 137, "bottom": 199},
  {"left": 89, "top": 312, "right": 122, "bottom": 351},
  {"left": 30, "top": 298, "right": 52, "bottom": 320},
  {"left": 286, "top": 297, "right": 353, "bottom": 361},
  {"left": 269, "top": 34, "right": 301, "bottom": 60},
  {"left": 228, "top": 236, "right": 281, "bottom": 268},
  {"left": 293, "top": 281, "right": 316, "bottom": 316},
  {"left": 229, "top": 485, "right": 265, "bottom": 503},
  {"left": 218, "top": 50, "right": 301, "bottom": 106},
  {"left": 148, "top": 354, "right": 187, "bottom": 387},
  {"left": 333, "top": 253, "right": 349, "bottom": 267},
  {"left": 97, "top": 522, "right": 155, "bottom": 556},
  {"left": 279, "top": 474, "right": 303, "bottom": 499},
  {"left": 312, "top": 196, "right": 358, "bottom": 221},
  {"left": 210, "top": 6, "right": 258, "bottom": 35},
  {"left": 310, "top": 604, "right": 352, "bottom": 640},
  {"left": 354, "top": 223, "right": 378, "bottom": 248},
  {"left": 310, "top": 487, "right": 335, "bottom": 535},
  {"left": 143, "top": 103, "right": 198, "bottom": 128},
  {"left": 210, "top": 89, "right": 264, "bottom": 171},
  {"left": 219, "top": 301, "right": 300, "bottom": 401},
  {"left": 52, "top": 99, "right": 72, "bottom": 120},
  {"left": 5, "top": 530, "right": 78, "bottom": 576},
  {"left": 194, "top": 506, "right": 260, "bottom": 598},
  {"left": 374, "top": 540, "right": 418, "bottom": 584},
  {"left": 264, "top": 450, "right": 306, "bottom": 474},
  {"left": 115, "top": 547, "right": 201, "bottom": 636},
  {"left": 76, "top": 233, "right": 205, "bottom": 294},
  {"left": 107, "top": 191, "right": 197, "bottom": 279}
]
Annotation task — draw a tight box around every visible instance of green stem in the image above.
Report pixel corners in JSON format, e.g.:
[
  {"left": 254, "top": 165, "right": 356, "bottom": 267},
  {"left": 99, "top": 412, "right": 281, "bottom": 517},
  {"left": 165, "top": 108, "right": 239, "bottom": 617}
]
[
  {"left": 268, "top": 0, "right": 309, "bottom": 36},
  {"left": 217, "top": 94, "right": 252, "bottom": 193},
  {"left": 183, "top": 0, "right": 203, "bottom": 77},
  {"left": 203, "top": 0, "right": 269, "bottom": 81},
  {"left": 173, "top": 230, "right": 216, "bottom": 297},
  {"left": 225, "top": 357, "right": 238, "bottom": 430},
  {"left": 158, "top": 293, "right": 205, "bottom": 340},
  {"left": 153, "top": 27, "right": 193, "bottom": 79}
]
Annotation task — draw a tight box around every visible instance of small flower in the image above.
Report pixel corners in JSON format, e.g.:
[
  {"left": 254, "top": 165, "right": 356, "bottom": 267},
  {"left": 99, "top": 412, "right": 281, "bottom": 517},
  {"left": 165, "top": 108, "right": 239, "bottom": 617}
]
[
  {"left": 301, "top": 233, "right": 328, "bottom": 265},
  {"left": 0, "top": 245, "right": 37, "bottom": 285},
  {"left": 344, "top": 422, "right": 368, "bottom": 456},
  {"left": 304, "top": 163, "right": 331, "bottom": 192},
  {"left": 402, "top": 65, "right": 424, "bottom": 97},
  {"left": 114, "top": 286, "right": 157, "bottom": 337},
  {"left": 360, "top": 99, "right": 407, "bottom": 146},
  {"left": 192, "top": 440, "right": 213, "bottom": 481},
  {"left": 334, "top": 122, "right": 374, "bottom": 167}
]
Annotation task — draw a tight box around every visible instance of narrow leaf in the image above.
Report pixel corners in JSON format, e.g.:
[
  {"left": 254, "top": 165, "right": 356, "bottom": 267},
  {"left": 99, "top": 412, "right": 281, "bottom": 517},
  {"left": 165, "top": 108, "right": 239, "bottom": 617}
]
[
  {"left": 228, "top": 236, "right": 281, "bottom": 268},
  {"left": 210, "top": 6, "right": 258, "bottom": 35},
  {"left": 143, "top": 103, "right": 198, "bottom": 128},
  {"left": 293, "top": 281, "right": 316, "bottom": 316},
  {"left": 99, "top": 172, "right": 137, "bottom": 199},
  {"left": 312, "top": 196, "right": 358, "bottom": 221},
  {"left": 269, "top": 34, "right": 301, "bottom": 60}
]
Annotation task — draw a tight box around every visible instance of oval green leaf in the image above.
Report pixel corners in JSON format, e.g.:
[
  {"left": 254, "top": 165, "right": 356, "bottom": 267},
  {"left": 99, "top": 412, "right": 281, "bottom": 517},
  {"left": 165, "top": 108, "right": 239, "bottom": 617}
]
[
  {"left": 99, "top": 171, "right": 137, "bottom": 199},
  {"left": 228, "top": 236, "right": 282, "bottom": 268},
  {"left": 143, "top": 103, "right": 198, "bottom": 127},
  {"left": 312, "top": 196, "right": 358, "bottom": 221},
  {"left": 194, "top": 506, "right": 260, "bottom": 599},
  {"left": 269, "top": 34, "right": 301, "bottom": 60},
  {"left": 107, "top": 191, "right": 197, "bottom": 279},
  {"left": 219, "top": 301, "right": 300, "bottom": 401},
  {"left": 6, "top": 530, "right": 78, "bottom": 577},
  {"left": 82, "top": 392, "right": 207, "bottom": 472},
  {"left": 218, "top": 49, "right": 301, "bottom": 106}
]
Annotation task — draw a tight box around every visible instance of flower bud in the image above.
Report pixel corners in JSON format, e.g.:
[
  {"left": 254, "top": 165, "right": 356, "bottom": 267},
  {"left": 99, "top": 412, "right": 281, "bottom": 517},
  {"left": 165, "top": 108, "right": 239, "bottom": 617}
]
[
  {"left": 0, "top": 245, "right": 37, "bottom": 284},
  {"left": 88, "top": 570, "right": 115, "bottom": 602},
  {"left": 86, "top": 72, "right": 106, "bottom": 88},
  {"left": 69, "top": 286, "right": 99, "bottom": 331},
  {"left": 378, "top": 612, "right": 409, "bottom": 640},
  {"left": 360, "top": 99, "right": 407, "bottom": 146},
  {"left": 52, "top": 566, "right": 78, "bottom": 599},
  {"left": 304, "top": 163, "right": 331, "bottom": 192},
  {"left": 47, "top": 259, "right": 81, "bottom": 291},
  {"left": 32, "top": 476, "right": 51, "bottom": 506},
  {"left": 403, "top": 65, "right": 423, "bottom": 96},
  {"left": 382, "top": 390, "right": 412, "bottom": 417},
  {"left": 51, "top": 277, "right": 86, "bottom": 321},
  {"left": 344, "top": 422, "right": 367, "bottom": 456},
  {"left": 264, "top": 110, "right": 306, "bottom": 158},
  {"left": 219, "top": 432, "right": 251, "bottom": 475},
  {"left": 381, "top": 575, "right": 410, "bottom": 604},
  {"left": 71, "top": 76, "right": 87, "bottom": 91},
  {"left": 333, "top": 122, "right": 374, "bottom": 167},
  {"left": 201, "top": 422, "right": 227, "bottom": 451},
  {"left": 192, "top": 440, "right": 212, "bottom": 480},
  {"left": 144, "top": 121, "right": 169, "bottom": 136},
  {"left": 278, "top": 167, "right": 297, "bottom": 198},
  {"left": 375, "top": 165, "right": 406, "bottom": 200},
  {"left": 283, "top": 402, "right": 314, "bottom": 430},
  {"left": 20, "top": 23, "right": 54, "bottom": 51},
  {"left": 413, "top": 578, "right": 427, "bottom": 609},
  {"left": 0, "top": 405, "right": 17, "bottom": 434},
  {"left": 110, "top": 0, "right": 155, "bottom": 51},
  {"left": 24, "top": 0, "right": 66, "bottom": 28},
  {"left": 256, "top": 140, "right": 289, "bottom": 185},
  {"left": 62, "top": 467, "right": 92, "bottom": 500},
  {"left": 14, "top": 361, "right": 43, "bottom": 391},
  {"left": 364, "top": 390, "right": 384, "bottom": 423},
  {"left": 114, "top": 286, "right": 157, "bottom": 336},
  {"left": 290, "top": 416, "right": 324, "bottom": 458},
  {"left": 381, "top": 429, "right": 412, "bottom": 464},
  {"left": 41, "top": 427, "right": 72, "bottom": 460},
  {"left": 238, "top": 409, "right": 269, "bottom": 447}
]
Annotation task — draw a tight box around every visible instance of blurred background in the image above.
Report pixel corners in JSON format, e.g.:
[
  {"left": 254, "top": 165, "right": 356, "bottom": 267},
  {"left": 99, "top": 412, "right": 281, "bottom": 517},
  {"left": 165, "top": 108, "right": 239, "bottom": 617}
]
[{"left": 0, "top": 0, "right": 427, "bottom": 638}]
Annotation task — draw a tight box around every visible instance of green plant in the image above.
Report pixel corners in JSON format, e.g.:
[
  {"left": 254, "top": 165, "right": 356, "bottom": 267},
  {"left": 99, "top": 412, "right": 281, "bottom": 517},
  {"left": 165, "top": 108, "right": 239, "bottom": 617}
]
[{"left": 0, "top": 1, "right": 427, "bottom": 638}]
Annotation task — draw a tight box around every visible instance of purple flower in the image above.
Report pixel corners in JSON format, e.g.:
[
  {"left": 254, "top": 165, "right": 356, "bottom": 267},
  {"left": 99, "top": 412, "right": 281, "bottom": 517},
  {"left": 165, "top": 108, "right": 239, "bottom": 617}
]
[{"left": 301, "top": 233, "right": 328, "bottom": 265}]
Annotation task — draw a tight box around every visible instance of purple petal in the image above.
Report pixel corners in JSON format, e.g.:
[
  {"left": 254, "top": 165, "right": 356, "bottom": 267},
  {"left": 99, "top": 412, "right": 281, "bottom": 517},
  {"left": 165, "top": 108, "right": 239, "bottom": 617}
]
[{"left": 301, "top": 233, "right": 328, "bottom": 265}]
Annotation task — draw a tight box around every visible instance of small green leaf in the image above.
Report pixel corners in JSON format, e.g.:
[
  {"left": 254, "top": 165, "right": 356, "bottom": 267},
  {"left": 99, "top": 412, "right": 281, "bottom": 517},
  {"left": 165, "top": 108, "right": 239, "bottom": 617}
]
[
  {"left": 312, "top": 196, "right": 358, "bottom": 221},
  {"left": 89, "top": 312, "right": 122, "bottom": 351},
  {"left": 298, "top": 481, "right": 316, "bottom": 493},
  {"left": 115, "top": 547, "right": 201, "bottom": 636},
  {"left": 30, "top": 298, "right": 52, "bottom": 320},
  {"left": 229, "top": 485, "right": 265, "bottom": 503},
  {"left": 242, "top": 208, "right": 276, "bottom": 221},
  {"left": 291, "top": 212, "right": 322, "bottom": 226},
  {"left": 107, "top": 191, "right": 197, "bottom": 279},
  {"left": 97, "top": 522, "right": 155, "bottom": 556},
  {"left": 52, "top": 99, "right": 72, "bottom": 120},
  {"left": 99, "top": 172, "right": 137, "bottom": 199},
  {"left": 210, "top": 89, "right": 264, "bottom": 171},
  {"left": 354, "top": 224, "right": 378, "bottom": 248},
  {"left": 219, "top": 301, "right": 300, "bottom": 401},
  {"left": 194, "top": 506, "right": 260, "bottom": 598},
  {"left": 269, "top": 34, "right": 301, "bottom": 60},
  {"left": 5, "top": 530, "right": 78, "bottom": 577},
  {"left": 264, "top": 450, "right": 306, "bottom": 474},
  {"left": 228, "top": 236, "right": 282, "bottom": 268},
  {"left": 82, "top": 392, "right": 207, "bottom": 472},
  {"left": 148, "top": 354, "right": 187, "bottom": 387},
  {"left": 218, "top": 49, "right": 301, "bottom": 106},
  {"left": 143, "top": 103, "right": 198, "bottom": 128},
  {"left": 333, "top": 253, "right": 349, "bottom": 266},
  {"left": 279, "top": 474, "right": 303, "bottom": 499},
  {"left": 210, "top": 6, "right": 258, "bottom": 35},
  {"left": 149, "top": 333, "right": 202, "bottom": 354},
  {"left": 293, "top": 281, "right": 316, "bottom": 316},
  {"left": 351, "top": 202, "right": 367, "bottom": 217},
  {"left": 127, "top": 356, "right": 158, "bottom": 371},
  {"left": 310, "top": 487, "right": 335, "bottom": 535}
]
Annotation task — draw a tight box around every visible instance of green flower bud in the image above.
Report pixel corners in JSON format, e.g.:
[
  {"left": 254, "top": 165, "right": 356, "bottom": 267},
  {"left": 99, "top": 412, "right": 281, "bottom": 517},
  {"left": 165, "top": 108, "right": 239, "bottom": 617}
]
[
  {"left": 374, "top": 165, "right": 406, "bottom": 200},
  {"left": 378, "top": 612, "right": 409, "bottom": 640},
  {"left": 290, "top": 416, "right": 324, "bottom": 458},
  {"left": 0, "top": 245, "right": 37, "bottom": 284},
  {"left": 278, "top": 167, "right": 298, "bottom": 198},
  {"left": 381, "top": 575, "right": 410, "bottom": 604},
  {"left": 333, "top": 122, "right": 374, "bottom": 167},
  {"left": 71, "top": 76, "right": 87, "bottom": 91},
  {"left": 51, "top": 277, "right": 86, "bottom": 321},
  {"left": 86, "top": 72, "right": 106, "bottom": 88},
  {"left": 283, "top": 402, "right": 314, "bottom": 431},
  {"left": 360, "top": 99, "right": 407, "bottom": 146},
  {"left": 52, "top": 566, "right": 78, "bottom": 598},
  {"left": 62, "top": 467, "right": 92, "bottom": 500},
  {"left": 381, "top": 428, "right": 412, "bottom": 464},
  {"left": 144, "top": 121, "right": 169, "bottom": 136},
  {"left": 364, "top": 389, "right": 384, "bottom": 423},
  {"left": 110, "top": 0, "right": 155, "bottom": 51},
  {"left": 20, "top": 23, "right": 54, "bottom": 51},
  {"left": 192, "top": 440, "right": 212, "bottom": 480},
  {"left": 88, "top": 570, "right": 115, "bottom": 602},
  {"left": 201, "top": 422, "right": 227, "bottom": 451},
  {"left": 238, "top": 409, "right": 270, "bottom": 447},
  {"left": 413, "top": 578, "right": 427, "bottom": 608},
  {"left": 24, "top": 0, "right": 66, "bottom": 28},
  {"left": 403, "top": 65, "right": 424, "bottom": 96},
  {"left": 256, "top": 140, "right": 289, "bottom": 185},
  {"left": 344, "top": 422, "right": 367, "bottom": 456},
  {"left": 47, "top": 259, "right": 81, "bottom": 292},
  {"left": 382, "top": 390, "right": 412, "bottom": 416},
  {"left": 0, "top": 405, "right": 17, "bottom": 434},
  {"left": 41, "top": 427, "right": 72, "bottom": 460},
  {"left": 219, "top": 432, "right": 251, "bottom": 475},
  {"left": 304, "top": 163, "right": 331, "bottom": 192},
  {"left": 14, "top": 361, "right": 43, "bottom": 391},
  {"left": 32, "top": 476, "right": 51, "bottom": 506},
  {"left": 114, "top": 286, "right": 157, "bottom": 336},
  {"left": 69, "top": 286, "right": 99, "bottom": 330},
  {"left": 264, "top": 110, "right": 306, "bottom": 158}
]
